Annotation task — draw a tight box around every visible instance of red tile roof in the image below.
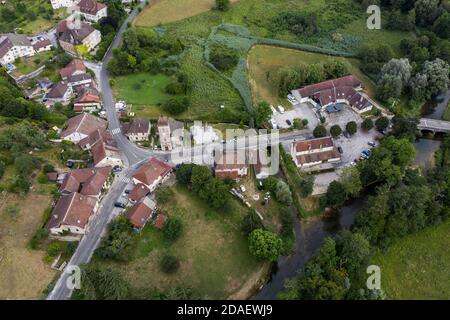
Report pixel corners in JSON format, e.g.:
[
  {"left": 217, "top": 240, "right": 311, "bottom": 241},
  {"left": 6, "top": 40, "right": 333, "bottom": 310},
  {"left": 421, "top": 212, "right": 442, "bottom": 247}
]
[
  {"left": 129, "top": 183, "right": 150, "bottom": 202},
  {"left": 122, "top": 118, "right": 150, "bottom": 135},
  {"left": 59, "top": 166, "right": 112, "bottom": 196},
  {"left": 153, "top": 214, "right": 167, "bottom": 229},
  {"left": 47, "top": 192, "right": 97, "bottom": 230},
  {"left": 133, "top": 158, "right": 172, "bottom": 187},
  {"left": 127, "top": 198, "right": 156, "bottom": 229},
  {"left": 78, "top": 0, "right": 107, "bottom": 15},
  {"left": 293, "top": 137, "right": 335, "bottom": 153},
  {"left": 296, "top": 149, "right": 341, "bottom": 166}
]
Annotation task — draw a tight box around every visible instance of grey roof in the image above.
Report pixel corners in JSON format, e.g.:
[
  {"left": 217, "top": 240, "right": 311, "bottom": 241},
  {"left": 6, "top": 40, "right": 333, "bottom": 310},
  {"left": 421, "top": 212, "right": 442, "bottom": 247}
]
[
  {"left": 68, "top": 73, "right": 92, "bottom": 83},
  {"left": 0, "top": 33, "right": 32, "bottom": 58},
  {"left": 47, "top": 81, "right": 69, "bottom": 99},
  {"left": 58, "top": 23, "right": 96, "bottom": 45},
  {"left": 123, "top": 118, "right": 150, "bottom": 135}
]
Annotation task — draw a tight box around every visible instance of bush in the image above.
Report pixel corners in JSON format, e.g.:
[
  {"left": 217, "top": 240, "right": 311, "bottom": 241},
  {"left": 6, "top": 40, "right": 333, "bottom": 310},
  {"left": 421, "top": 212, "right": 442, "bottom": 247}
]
[
  {"left": 375, "top": 116, "right": 389, "bottom": 131},
  {"left": 210, "top": 46, "right": 239, "bottom": 72},
  {"left": 215, "top": 0, "right": 230, "bottom": 11},
  {"left": 162, "top": 97, "right": 189, "bottom": 115},
  {"left": 29, "top": 228, "right": 48, "bottom": 249},
  {"left": 163, "top": 216, "right": 183, "bottom": 241},
  {"left": 155, "top": 186, "right": 174, "bottom": 204},
  {"left": 242, "top": 210, "right": 264, "bottom": 235},
  {"left": 159, "top": 253, "right": 180, "bottom": 274},
  {"left": 248, "top": 229, "right": 283, "bottom": 262},
  {"left": 313, "top": 125, "right": 327, "bottom": 138}
]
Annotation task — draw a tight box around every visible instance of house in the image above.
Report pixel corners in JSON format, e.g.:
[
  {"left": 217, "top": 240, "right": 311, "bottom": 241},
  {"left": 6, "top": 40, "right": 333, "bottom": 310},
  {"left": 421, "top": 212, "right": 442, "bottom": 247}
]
[
  {"left": 74, "top": 87, "right": 101, "bottom": 113},
  {"left": 76, "top": 0, "right": 108, "bottom": 22},
  {"left": 127, "top": 197, "right": 157, "bottom": 229},
  {"left": 67, "top": 73, "right": 93, "bottom": 88},
  {"left": 60, "top": 59, "right": 86, "bottom": 79},
  {"left": 32, "top": 39, "right": 52, "bottom": 53},
  {"left": 57, "top": 19, "right": 101, "bottom": 56},
  {"left": 122, "top": 118, "right": 151, "bottom": 142},
  {"left": 46, "top": 81, "right": 73, "bottom": 104},
  {"left": 157, "top": 115, "right": 184, "bottom": 151},
  {"left": 78, "top": 128, "right": 113, "bottom": 150},
  {"left": 128, "top": 183, "right": 150, "bottom": 202},
  {"left": 60, "top": 113, "right": 108, "bottom": 143},
  {"left": 215, "top": 151, "right": 248, "bottom": 180},
  {"left": 50, "top": 0, "right": 77, "bottom": 10},
  {"left": 291, "top": 137, "right": 341, "bottom": 168},
  {"left": 47, "top": 192, "right": 98, "bottom": 235},
  {"left": 0, "top": 33, "right": 35, "bottom": 65},
  {"left": 37, "top": 78, "right": 54, "bottom": 92},
  {"left": 59, "top": 166, "right": 112, "bottom": 198},
  {"left": 291, "top": 75, "right": 373, "bottom": 114},
  {"left": 91, "top": 137, "right": 123, "bottom": 168},
  {"left": 132, "top": 158, "right": 173, "bottom": 193}
]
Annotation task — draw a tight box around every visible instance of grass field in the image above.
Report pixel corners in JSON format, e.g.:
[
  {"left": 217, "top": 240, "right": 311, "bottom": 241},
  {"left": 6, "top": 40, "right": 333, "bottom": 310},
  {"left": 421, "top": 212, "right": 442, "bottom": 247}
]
[
  {"left": 95, "top": 184, "right": 265, "bottom": 299},
  {"left": 0, "top": 192, "right": 56, "bottom": 299},
  {"left": 135, "top": 0, "right": 240, "bottom": 27},
  {"left": 373, "top": 219, "right": 450, "bottom": 299},
  {"left": 247, "top": 45, "right": 377, "bottom": 106}
]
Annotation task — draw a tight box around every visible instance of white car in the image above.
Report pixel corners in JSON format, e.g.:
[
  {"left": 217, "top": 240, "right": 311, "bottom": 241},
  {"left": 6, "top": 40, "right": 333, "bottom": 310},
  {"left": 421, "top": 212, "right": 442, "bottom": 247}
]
[
  {"left": 240, "top": 185, "right": 246, "bottom": 193},
  {"left": 277, "top": 105, "right": 285, "bottom": 114}
]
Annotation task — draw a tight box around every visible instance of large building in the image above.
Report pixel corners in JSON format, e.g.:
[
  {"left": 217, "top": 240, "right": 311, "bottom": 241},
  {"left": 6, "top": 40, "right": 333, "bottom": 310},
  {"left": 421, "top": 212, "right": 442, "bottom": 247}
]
[
  {"left": 291, "top": 137, "right": 341, "bottom": 169},
  {"left": 76, "top": 0, "right": 107, "bottom": 22},
  {"left": 60, "top": 113, "right": 108, "bottom": 143},
  {"left": 291, "top": 75, "right": 373, "bottom": 114},
  {"left": 57, "top": 19, "right": 101, "bottom": 56},
  {"left": 215, "top": 151, "right": 248, "bottom": 180},
  {"left": 0, "top": 33, "right": 35, "bottom": 65}
]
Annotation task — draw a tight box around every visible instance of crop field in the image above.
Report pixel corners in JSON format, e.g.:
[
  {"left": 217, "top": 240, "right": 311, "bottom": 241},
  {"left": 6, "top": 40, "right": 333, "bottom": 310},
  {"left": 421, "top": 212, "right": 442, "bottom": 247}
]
[
  {"left": 373, "top": 219, "right": 450, "bottom": 299},
  {"left": 135, "top": 0, "right": 240, "bottom": 27}
]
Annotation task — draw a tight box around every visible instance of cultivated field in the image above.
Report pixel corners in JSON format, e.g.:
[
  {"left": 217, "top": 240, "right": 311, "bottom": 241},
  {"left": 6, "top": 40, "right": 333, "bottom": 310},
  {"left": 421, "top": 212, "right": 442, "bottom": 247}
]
[
  {"left": 373, "top": 219, "right": 450, "bottom": 299},
  {"left": 95, "top": 185, "right": 265, "bottom": 299},
  {"left": 247, "top": 45, "right": 377, "bottom": 106},
  {"left": 134, "top": 0, "right": 240, "bottom": 27},
  {"left": 0, "top": 192, "right": 55, "bottom": 299}
]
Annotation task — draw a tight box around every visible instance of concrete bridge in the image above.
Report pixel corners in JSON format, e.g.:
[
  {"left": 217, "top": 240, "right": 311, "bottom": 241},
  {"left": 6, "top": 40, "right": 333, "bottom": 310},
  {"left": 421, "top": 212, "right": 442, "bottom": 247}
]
[{"left": 418, "top": 118, "right": 450, "bottom": 133}]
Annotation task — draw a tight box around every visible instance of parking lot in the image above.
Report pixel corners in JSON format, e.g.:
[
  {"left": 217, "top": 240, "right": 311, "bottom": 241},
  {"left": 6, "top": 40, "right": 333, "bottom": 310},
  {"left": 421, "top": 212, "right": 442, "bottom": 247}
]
[
  {"left": 324, "top": 106, "right": 362, "bottom": 127},
  {"left": 272, "top": 102, "right": 319, "bottom": 129},
  {"left": 334, "top": 129, "right": 382, "bottom": 167}
]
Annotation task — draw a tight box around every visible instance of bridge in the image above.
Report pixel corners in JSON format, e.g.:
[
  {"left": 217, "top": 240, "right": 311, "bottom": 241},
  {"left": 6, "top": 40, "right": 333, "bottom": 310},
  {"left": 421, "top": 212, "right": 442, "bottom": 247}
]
[{"left": 418, "top": 118, "right": 450, "bottom": 133}]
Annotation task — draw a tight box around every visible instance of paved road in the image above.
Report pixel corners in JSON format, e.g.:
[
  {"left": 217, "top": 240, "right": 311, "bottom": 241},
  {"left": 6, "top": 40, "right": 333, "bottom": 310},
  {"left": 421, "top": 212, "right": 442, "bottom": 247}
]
[{"left": 418, "top": 117, "right": 450, "bottom": 133}]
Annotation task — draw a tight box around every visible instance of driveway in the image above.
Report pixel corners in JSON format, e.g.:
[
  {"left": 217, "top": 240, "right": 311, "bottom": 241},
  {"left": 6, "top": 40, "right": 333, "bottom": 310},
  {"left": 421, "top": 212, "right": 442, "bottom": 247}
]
[{"left": 272, "top": 102, "right": 319, "bottom": 129}]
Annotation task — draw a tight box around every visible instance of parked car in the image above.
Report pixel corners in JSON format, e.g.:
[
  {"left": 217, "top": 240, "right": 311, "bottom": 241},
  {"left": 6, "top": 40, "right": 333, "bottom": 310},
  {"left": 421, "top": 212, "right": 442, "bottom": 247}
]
[
  {"left": 338, "top": 146, "right": 343, "bottom": 154},
  {"left": 114, "top": 202, "right": 126, "bottom": 208},
  {"left": 368, "top": 141, "right": 376, "bottom": 147},
  {"left": 277, "top": 105, "right": 285, "bottom": 114},
  {"left": 124, "top": 189, "right": 131, "bottom": 194},
  {"left": 240, "top": 185, "right": 246, "bottom": 193},
  {"left": 286, "top": 119, "right": 292, "bottom": 126}
]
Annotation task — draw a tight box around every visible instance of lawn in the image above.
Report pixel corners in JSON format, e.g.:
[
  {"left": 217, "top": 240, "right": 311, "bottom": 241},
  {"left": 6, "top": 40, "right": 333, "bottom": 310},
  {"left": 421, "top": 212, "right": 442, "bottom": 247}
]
[
  {"left": 372, "top": 219, "right": 450, "bottom": 299},
  {"left": 247, "top": 45, "right": 377, "bottom": 106},
  {"left": 0, "top": 191, "right": 56, "bottom": 299},
  {"left": 95, "top": 184, "right": 265, "bottom": 299},
  {"left": 134, "top": 0, "right": 241, "bottom": 27},
  {"left": 11, "top": 51, "right": 54, "bottom": 77}
]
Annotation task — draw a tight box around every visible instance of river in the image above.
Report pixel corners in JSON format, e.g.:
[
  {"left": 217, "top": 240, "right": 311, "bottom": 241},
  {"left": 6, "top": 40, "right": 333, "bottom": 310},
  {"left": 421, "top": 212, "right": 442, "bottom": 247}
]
[
  {"left": 253, "top": 137, "right": 441, "bottom": 300},
  {"left": 421, "top": 89, "right": 450, "bottom": 120}
]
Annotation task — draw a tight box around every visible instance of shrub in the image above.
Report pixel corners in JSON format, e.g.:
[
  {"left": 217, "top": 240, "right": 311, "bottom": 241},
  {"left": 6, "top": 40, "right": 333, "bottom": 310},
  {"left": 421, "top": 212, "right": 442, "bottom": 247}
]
[
  {"left": 29, "top": 228, "right": 48, "bottom": 249},
  {"left": 162, "top": 97, "right": 189, "bottom": 115},
  {"left": 215, "top": 0, "right": 230, "bottom": 11},
  {"left": 375, "top": 116, "right": 389, "bottom": 131},
  {"left": 248, "top": 229, "right": 283, "bottom": 262},
  {"left": 163, "top": 216, "right": 183, "bottom": 241},
  {"left": 210, "top": 46, "right": 239, "bottom": 72},
  {"left": 346, "top": 121, "right": 357, "bottom": 135},
  {"left": 242, "top": 210, "right": 264, "bottom": 235},
  {"left": 155, "top": 186, "right": 174, "bottom": 204},
  {"left": 330, "top": 124, "right": 342, "bottom": 137},
  {"left": 159, "top": 253, "right": 180, "bottom": 274},
  {"left": 361, "top": 118, "right": 374, "bottom": 131}
]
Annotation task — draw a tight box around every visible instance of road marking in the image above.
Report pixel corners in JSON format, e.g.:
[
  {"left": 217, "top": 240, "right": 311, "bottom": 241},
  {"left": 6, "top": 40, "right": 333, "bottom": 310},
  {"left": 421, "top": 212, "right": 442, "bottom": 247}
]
[
  {"left": 120, "top": 177, "right": 131, "bottom": 183},
  {"left": 111, "top": 128, "right": 121, "bottom": 135}
]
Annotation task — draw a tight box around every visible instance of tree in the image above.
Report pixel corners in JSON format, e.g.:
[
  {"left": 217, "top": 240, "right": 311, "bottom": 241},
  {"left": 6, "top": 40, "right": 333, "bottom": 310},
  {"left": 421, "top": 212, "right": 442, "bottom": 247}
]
[
  {"left": 242, "top": 210, "right": 264, "bottom": 235},
  {"left": 433, "top": 12, "right": 450, "bottom": 39},
  {"left": 95, "top": 217, "right": 134, "bottom": 261},
  {"left": 377, "top": 58, "right": 412, "bottom": 100},
  {"left": 210, "top": 46, "right": 239, "bottom": 71},
  {"left": 325, "top": 181, "right": 347, "bottom": 207},
  {"left": 122, "top": 29, "right": 139, "bottom": 56},
  {"left": 176, "top": 163, "right": 195, "bottom": 185},
  {"left": 340, "top": 167, "right": 362, "bottom": 198},
  {"left": 330, "top": 125, "right": 342, "bottom": 138},
  {"left": 323, "top": 60, "right": 348, "bottom": 79},
  {"left": 159, "top": 253, "right": 180, "bottom": 274},
  {"left": 375, "top": 116, "right": 389, "bottom": 131},
  {"left": 199, "top": 177, "right": 229, "bottom": 209},
  {"left": 163, "top": 216, "right": 183, "bottom": 241},
  {"left": 422, "top": 59, "right": 449, "bottom": 97},
  {"left": 275, "top": 180, "right": 293, "bottom": 205},
  {"left": 408, "top": 73, "right": 428, "bottom": 100},
  {"left": 254, "top": 101, "right": 272, "bottom": 127},
  {"left": 190, "top": 165, "right": 212, "bottom": 193},
  {"left": 215, "top": 0, "right": 230, "bottom": 11},
  {"left": 361, "top": 118, "right": 374, "bottom": 131},
  {"left": 313, "top": 125, "right": 327, "bottom": 138},
  {"left": 248, "top": 229, "right": 283, "bottom": 261},
  {"left": 346, "top": 121, "right": 357, "bottom": 135},
  {"left": 414, "top": 0, "right": 440, "bottom": 27},
  {"left": 162, "top": 97, "right": 189, "bottom": 115}
]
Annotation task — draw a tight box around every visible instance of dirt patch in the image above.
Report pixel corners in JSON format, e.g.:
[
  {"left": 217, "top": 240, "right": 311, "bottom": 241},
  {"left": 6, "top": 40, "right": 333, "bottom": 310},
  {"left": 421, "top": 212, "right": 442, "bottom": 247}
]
[{"left": 0, "top": 192, "right": 56, "bottom": 299}]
